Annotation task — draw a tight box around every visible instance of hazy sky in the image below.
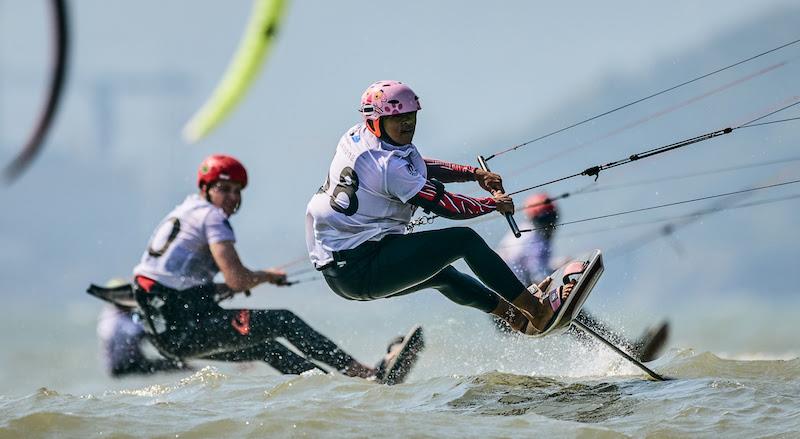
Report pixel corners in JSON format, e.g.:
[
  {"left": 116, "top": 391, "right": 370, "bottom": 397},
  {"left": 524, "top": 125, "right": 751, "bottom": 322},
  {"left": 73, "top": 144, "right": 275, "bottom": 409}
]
[{"left": 1, "top": 1, "right": 798, "bottom": 346}]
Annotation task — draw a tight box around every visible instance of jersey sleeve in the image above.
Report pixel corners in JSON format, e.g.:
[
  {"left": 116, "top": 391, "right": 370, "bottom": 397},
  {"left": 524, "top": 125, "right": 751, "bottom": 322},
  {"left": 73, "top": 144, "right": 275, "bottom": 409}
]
[
  {"left": 423, "top": 157, "right": 477, "bottom": 183},
  {"left": 409, "top": 180, "right": 497, "bottom": 219},
  {"left": 205, "top": 209, "right": 236, "bottom": 244},
  {"left": 385, "top": 157, "right": 428, "bottom": 203}
]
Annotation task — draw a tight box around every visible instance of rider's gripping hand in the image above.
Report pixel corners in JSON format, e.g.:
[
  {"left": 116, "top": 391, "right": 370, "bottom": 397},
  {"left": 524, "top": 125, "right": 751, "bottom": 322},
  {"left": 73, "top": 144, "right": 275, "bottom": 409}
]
[
  {"left": 493, "top": 192, "right": 515, "bottom": 214},
  {"left": 265, "top": 268, "right": 289, "bottom": 286},
  {"left": 474, "top": 168, "right": 504, "bottom": 194}
]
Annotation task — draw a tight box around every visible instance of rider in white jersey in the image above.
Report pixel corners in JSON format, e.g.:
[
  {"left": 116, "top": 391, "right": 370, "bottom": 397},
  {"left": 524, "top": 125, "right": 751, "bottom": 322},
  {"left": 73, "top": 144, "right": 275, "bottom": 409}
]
[
  {"left": 306, "top": 123, "right": 429, "bottom": 267},
  {"left": 497, "top": 193, "right": 558, "bottom": 285},
  {"left": 307, "top": 80, "right": 576, "bottom": 336},
  {"left": 130, "top": 155, "right": 403, "bottom": 379},
  {"left": 134, "top": 193, "right": 236, "bottom": 291}
]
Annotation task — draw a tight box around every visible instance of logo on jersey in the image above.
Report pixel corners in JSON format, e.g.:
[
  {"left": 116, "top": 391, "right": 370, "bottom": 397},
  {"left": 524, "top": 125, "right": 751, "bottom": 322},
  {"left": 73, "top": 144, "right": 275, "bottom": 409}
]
[
  {"left": 406, "top": 162, "right": 419, "bottom": 176},
  {"left": 351, "top": 133, "right": 361, "bottom": 143}
]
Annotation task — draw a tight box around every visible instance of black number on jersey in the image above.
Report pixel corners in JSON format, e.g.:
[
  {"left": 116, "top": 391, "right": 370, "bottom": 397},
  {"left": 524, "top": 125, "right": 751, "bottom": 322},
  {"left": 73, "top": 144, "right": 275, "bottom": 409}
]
[
  {"left": 329, "top": 167, "right": 359, "bottom": 216},
  {"left": 147, "top": 217, "right": 181, "bottom": 257}
]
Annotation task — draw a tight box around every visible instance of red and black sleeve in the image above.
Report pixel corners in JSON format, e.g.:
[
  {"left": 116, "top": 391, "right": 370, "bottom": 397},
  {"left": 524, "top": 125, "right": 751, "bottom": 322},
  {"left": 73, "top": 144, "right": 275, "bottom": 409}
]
[
  {"left": 409, "top": 179, "right": 496, "bottom": 219},
  {"left": 423, "top": 158, "right": 477, "bottom": 183}
]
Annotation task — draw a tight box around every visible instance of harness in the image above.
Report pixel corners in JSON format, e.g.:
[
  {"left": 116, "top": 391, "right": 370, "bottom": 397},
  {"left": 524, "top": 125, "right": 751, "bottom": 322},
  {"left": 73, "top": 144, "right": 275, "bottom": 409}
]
[{"left": 131, "top": 276, "right": 184, "bottom": 363}]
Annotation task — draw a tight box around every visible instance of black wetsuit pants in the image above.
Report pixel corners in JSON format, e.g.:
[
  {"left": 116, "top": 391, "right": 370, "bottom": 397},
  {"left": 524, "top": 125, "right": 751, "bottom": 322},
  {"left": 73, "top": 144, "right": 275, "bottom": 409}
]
[
  {"left": 322, "top": 228, "right": 527, "bottom": 312},
  {"left": 134, "top": 280, "right": 355, "bottom": 375}
]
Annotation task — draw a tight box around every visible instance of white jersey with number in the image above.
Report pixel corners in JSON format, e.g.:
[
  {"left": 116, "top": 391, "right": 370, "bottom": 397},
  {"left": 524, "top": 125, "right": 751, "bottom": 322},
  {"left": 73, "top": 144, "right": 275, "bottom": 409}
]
[
  {"left": 306, "top": 124, "right": 427, "bottom": 267},
  {"left": 133, "top": 194, "right": 236, "bottom": 290}
]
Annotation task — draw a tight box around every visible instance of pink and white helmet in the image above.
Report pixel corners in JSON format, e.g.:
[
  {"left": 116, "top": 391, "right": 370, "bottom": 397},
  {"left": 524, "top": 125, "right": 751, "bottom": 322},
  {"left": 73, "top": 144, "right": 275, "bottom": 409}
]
[{"left": 359, "top": 80, "right": 422, "bottom": 122}]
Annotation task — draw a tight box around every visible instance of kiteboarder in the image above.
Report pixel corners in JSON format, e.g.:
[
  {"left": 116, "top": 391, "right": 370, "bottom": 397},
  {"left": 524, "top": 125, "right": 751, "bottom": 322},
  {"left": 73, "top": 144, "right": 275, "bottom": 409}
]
[
  {"left": 125, "top": 154, "right": 415, "bottom": 381},
  {"left": 306, "top": 80, "right": 585, "bottom": 336},
  {"left": 97, "top": 303, "right": 187, "bottom": 377}
]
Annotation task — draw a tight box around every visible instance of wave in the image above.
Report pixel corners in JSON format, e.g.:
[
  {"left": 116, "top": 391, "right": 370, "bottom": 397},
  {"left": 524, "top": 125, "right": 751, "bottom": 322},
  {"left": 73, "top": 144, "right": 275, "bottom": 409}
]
[
  {"left": 658, "top": 348, "right": 800, "bottom": 380},
  {"left": 2, "top": 352, "right": 799, "bottom": 437}
]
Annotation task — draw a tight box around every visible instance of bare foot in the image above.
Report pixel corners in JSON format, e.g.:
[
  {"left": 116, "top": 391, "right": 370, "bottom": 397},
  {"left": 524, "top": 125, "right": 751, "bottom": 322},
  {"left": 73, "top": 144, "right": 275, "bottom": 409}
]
[
  {"left": 527, "top": 280, "right": 575, "bottom": 333},
  {"left": 491, "top": 300, "right": 530, "bottom": 332}
]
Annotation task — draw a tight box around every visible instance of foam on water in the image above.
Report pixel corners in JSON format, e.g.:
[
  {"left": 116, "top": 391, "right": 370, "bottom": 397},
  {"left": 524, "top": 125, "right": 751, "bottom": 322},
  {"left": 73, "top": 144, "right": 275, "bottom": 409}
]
[
  {"left": 2, "top": 293, "right": 799, "bottom": 436},
  {"left": 3, "top": 348, "right": 799, "bottom": 437}
]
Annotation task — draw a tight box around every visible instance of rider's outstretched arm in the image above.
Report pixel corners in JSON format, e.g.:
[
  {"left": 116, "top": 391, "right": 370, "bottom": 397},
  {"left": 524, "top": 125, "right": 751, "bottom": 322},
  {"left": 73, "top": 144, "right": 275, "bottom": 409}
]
[
  {"left": 408, "top": 179, "right": 497, "bottom": 219},
  {"left": 210, "top": 241, "right": 286, "bottom": 291},
  {"left": 424, "top": 157, "right": 504, "bottom": 194},
  {"left": 423, "top": 158, "right": 477, "bottom": 183}
]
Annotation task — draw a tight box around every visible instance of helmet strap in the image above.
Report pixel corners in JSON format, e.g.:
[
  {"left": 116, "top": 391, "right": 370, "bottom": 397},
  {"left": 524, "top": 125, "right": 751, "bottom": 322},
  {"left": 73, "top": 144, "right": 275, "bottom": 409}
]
[
  {"left": 366, "top": 118, "right": 382, "bottom": 138},
  {"left": 369, "top": 117, "right": 405, "bottom": 146},
  {"left": 380, "top": 131, "right": 403, "bottom": 146}
]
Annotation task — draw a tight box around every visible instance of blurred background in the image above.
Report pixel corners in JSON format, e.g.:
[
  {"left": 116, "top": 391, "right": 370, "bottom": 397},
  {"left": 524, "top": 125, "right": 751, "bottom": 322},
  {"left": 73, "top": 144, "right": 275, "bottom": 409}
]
[{"left": 1, "top": 1, "right": 798, "bottom": 395}]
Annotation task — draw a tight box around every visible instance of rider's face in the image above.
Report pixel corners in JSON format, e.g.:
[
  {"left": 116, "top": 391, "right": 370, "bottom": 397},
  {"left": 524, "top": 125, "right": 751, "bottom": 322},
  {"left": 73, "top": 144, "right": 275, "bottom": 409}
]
[
  {"left": 205, "top": 181, "right": 243, "bottom": 216},
  {"left": 382, "top": 111, "right": 417, "bottom": 145}
]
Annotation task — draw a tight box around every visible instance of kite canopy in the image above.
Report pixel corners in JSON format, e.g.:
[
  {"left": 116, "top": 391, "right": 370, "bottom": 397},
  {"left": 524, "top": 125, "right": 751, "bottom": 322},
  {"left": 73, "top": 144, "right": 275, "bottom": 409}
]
[
  {"left": 182, "top": 0, "right": 288, "bottom": 143},
  {"left": 5, "top": 0, "right": 69, "bottom": 184}
]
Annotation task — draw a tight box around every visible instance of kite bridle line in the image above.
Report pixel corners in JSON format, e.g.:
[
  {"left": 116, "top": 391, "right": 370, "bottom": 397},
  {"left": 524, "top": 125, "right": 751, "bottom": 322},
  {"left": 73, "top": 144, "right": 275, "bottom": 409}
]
[
  {"left": 403, "top": 101, "right": 800, "bottom": 234},
  {"left": 482, "top": 37, "right": 800, "bottom": 162},
  {"left": 282, "top": 37, "right": 800, "bottom": 270}
]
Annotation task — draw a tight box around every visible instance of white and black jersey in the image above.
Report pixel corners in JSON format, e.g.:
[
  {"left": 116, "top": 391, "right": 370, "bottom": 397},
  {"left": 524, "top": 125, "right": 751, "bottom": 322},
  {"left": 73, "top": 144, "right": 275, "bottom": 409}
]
[
  {"left": 306, "top": 124, "right": 428, "bottom": 267},
  {"left": 134, "top": 194, "right": 235, "bottom": 290}
]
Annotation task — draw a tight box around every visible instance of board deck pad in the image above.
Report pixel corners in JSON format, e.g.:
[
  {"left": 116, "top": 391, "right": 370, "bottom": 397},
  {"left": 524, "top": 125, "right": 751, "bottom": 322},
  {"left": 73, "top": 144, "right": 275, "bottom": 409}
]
[
  {"left": 378, "top": 325, "right": 425, "bottom": 385},
  {"left": 86, "top": 283, "right": 138, "bottom": 308},
  {"left": 533, "top": 249, "right": 604, "bottom": 337}
]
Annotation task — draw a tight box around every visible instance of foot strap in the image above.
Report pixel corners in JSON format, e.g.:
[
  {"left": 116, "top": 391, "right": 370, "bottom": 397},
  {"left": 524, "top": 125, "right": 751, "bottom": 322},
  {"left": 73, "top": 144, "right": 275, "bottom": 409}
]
[
  {"left": 561, "top": 261, "right": 588, "bottom": 284},
  {"left": 547, "top": 289, "right": 562, "bottom": 311},
  {"left": 529, "top": 282, "right": 564, "bottom": 312},
  {"left": 547, "top": 260, "right": 587, "bottom": 311}
]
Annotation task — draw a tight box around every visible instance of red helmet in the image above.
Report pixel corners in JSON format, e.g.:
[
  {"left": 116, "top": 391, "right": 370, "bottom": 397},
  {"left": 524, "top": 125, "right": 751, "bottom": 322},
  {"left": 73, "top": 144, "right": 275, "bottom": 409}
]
[
  {"left": 197, "top": 154, "right": 248, "bottom": 189},
  {"left": 524, "top": 193, "right": 557, "bottom": 220}
]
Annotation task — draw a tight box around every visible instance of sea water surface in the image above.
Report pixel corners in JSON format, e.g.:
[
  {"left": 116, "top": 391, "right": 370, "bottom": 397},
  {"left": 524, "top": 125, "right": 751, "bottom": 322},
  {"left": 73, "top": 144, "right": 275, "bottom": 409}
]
[{"left": 1, "top": 293, "right": 799, "bottom": 438}]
